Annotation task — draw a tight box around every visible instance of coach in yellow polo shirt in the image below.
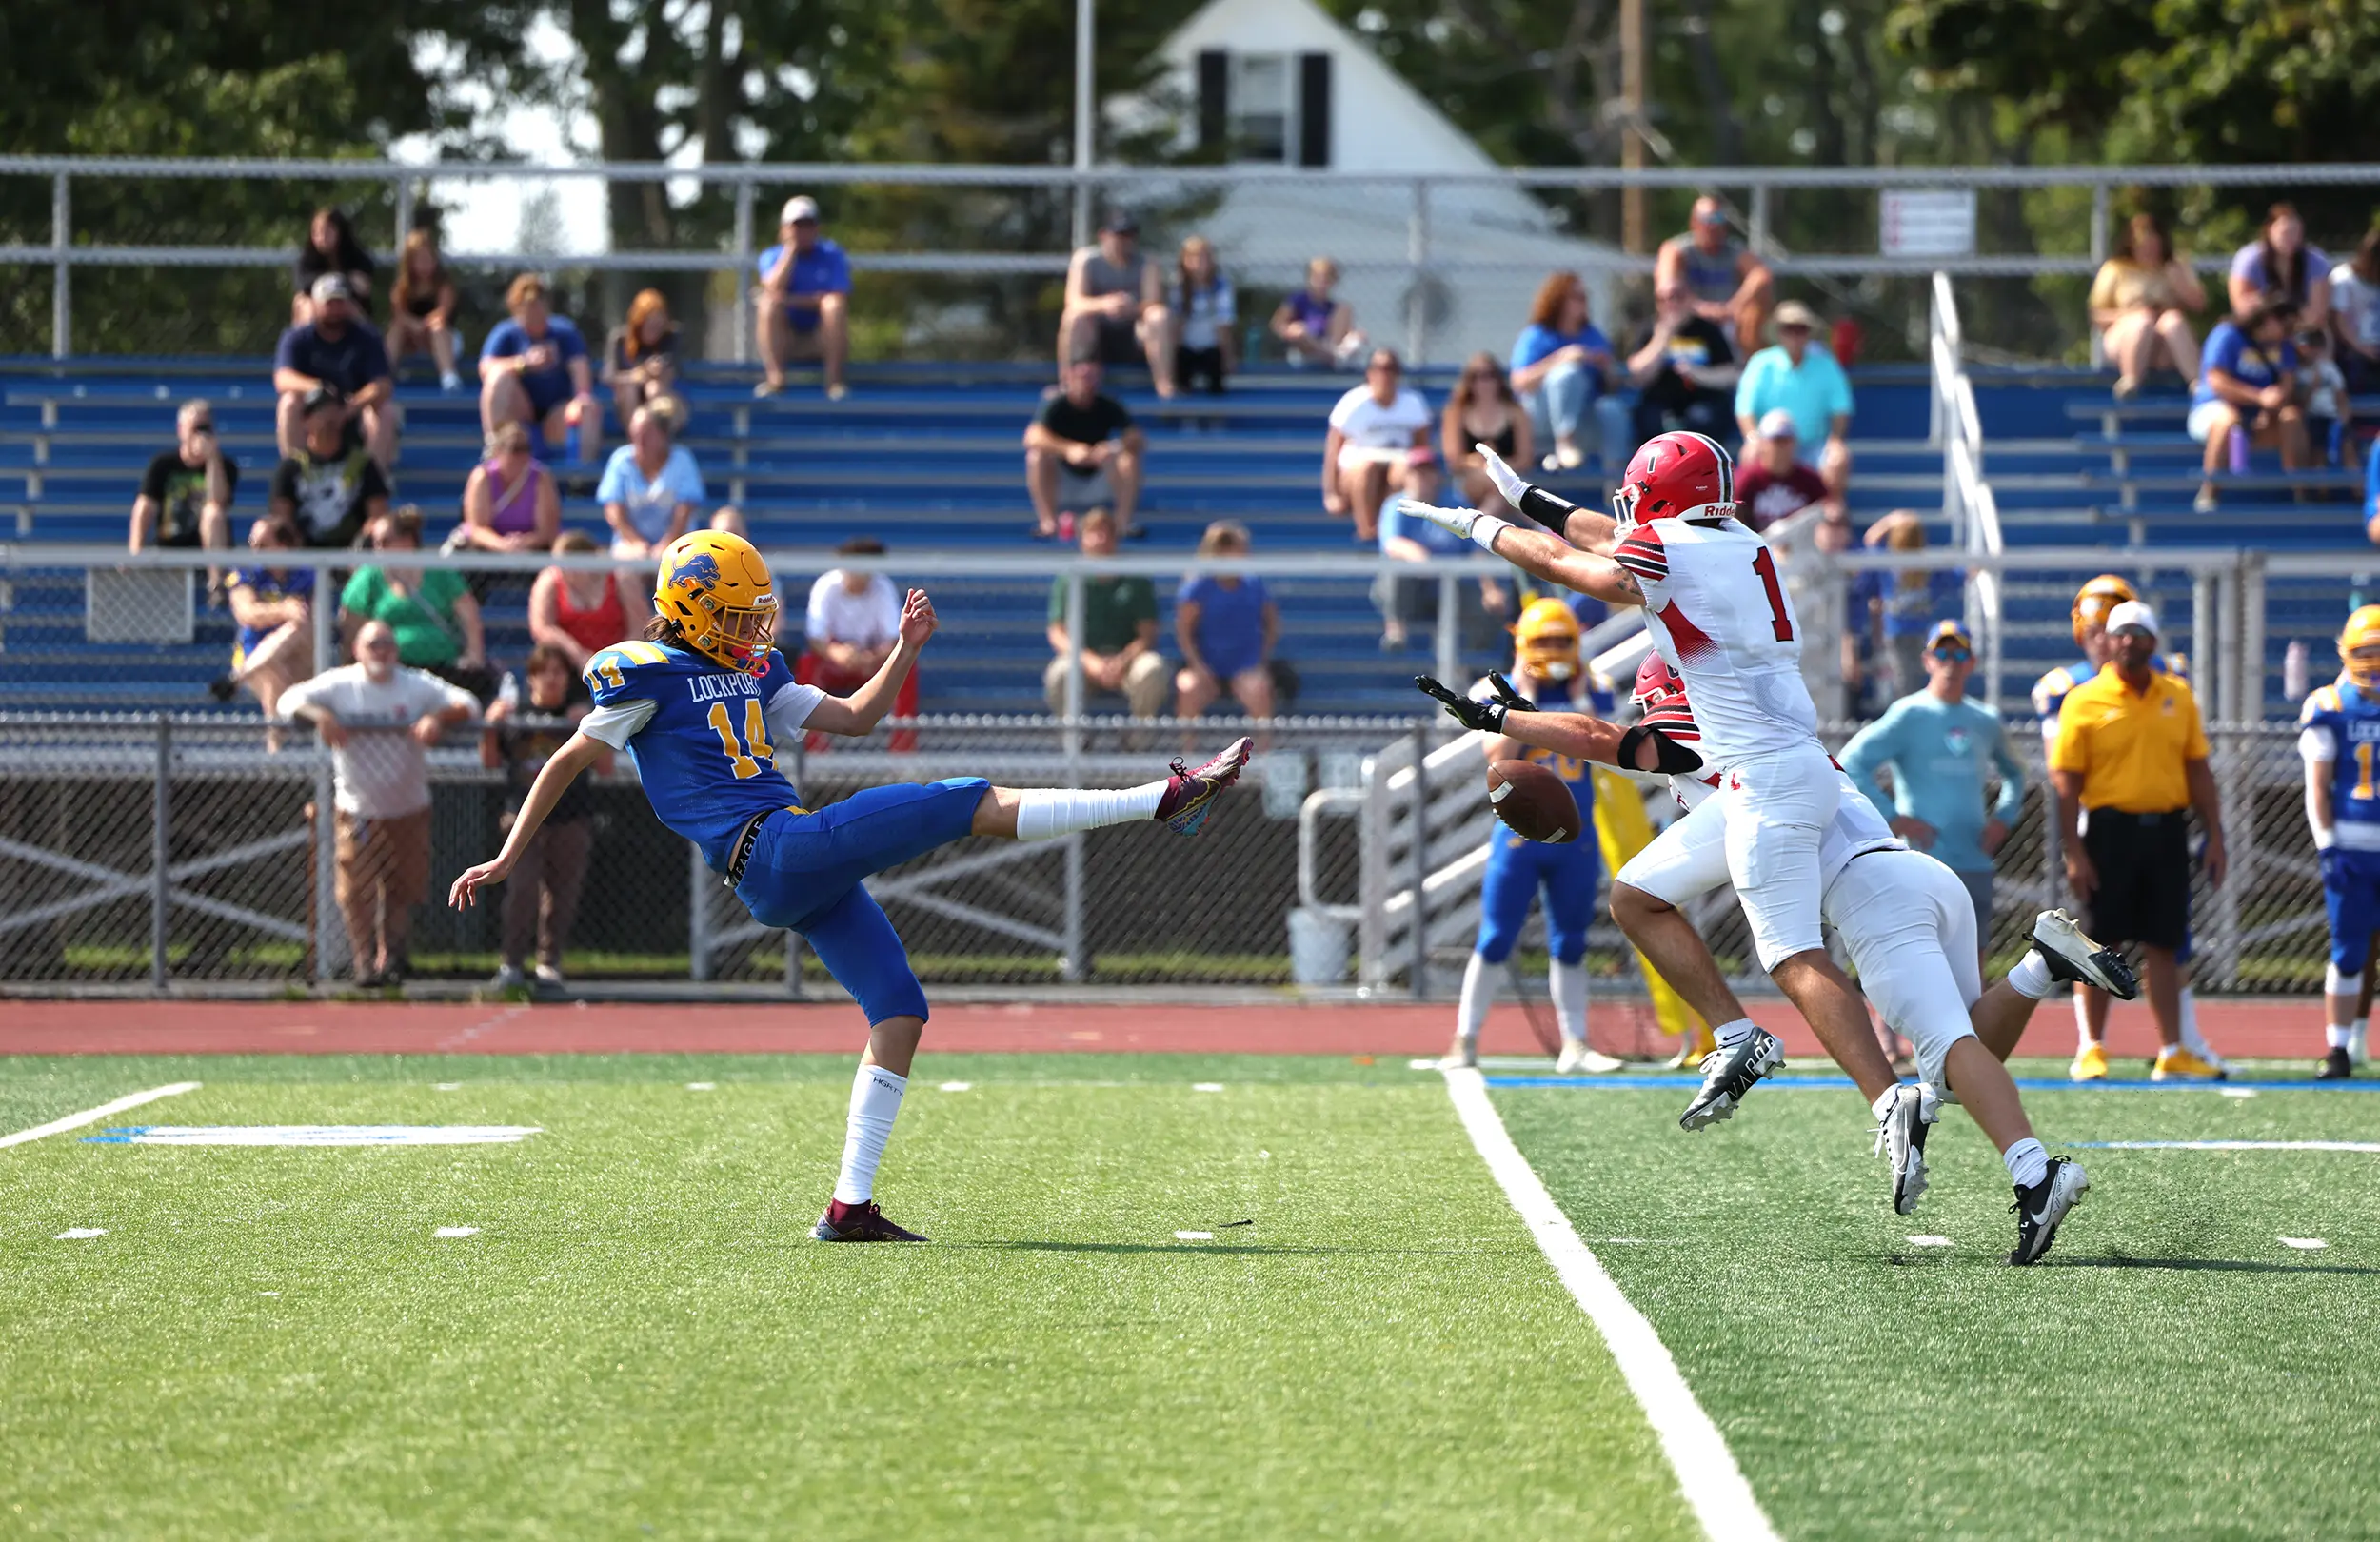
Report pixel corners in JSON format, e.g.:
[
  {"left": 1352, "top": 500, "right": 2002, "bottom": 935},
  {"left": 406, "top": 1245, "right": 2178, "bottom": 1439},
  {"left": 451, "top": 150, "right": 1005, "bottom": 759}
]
[{"left": 2049, "top": 600, "right": 2229, "bottom": 1081}]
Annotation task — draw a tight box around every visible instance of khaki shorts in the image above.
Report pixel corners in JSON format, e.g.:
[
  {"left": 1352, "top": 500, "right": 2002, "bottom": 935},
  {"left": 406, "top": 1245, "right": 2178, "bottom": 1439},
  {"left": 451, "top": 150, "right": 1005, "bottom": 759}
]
[{"left": 336, "top": 807, "right": 432, "bottom": 910}]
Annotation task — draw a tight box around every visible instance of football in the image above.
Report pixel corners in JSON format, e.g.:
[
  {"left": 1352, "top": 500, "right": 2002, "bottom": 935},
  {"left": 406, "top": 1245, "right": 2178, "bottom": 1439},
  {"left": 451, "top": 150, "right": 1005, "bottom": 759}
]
[{"left": 1486, "top": 759, "right": 1580, "bottom": 843}]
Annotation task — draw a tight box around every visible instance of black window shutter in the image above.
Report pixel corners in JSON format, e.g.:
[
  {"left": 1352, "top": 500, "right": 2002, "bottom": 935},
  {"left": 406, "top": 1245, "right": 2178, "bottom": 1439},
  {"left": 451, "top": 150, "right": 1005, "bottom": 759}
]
[
  {"left": 1198, "top": 50, "right": 1230, "bottom": 156},
  {"left": 1298, "top": 52, "right": 1333, "bottom": 168}
]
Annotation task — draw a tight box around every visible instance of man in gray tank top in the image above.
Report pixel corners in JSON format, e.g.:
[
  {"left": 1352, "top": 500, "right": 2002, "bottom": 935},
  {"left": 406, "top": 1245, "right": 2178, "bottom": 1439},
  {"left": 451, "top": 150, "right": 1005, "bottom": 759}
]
[
  {"left": 1060, "top": 211, "right": 1178, "bottom": 396},
  {"left": 1656, "top": 196, "right": 1775, "bottom": 356}
]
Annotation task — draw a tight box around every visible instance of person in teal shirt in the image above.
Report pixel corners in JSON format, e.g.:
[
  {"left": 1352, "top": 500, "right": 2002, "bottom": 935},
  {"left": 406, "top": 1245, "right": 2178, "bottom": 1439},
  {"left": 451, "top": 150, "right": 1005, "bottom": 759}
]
[{"left": 1838, "top": 620, "right": 2025, "bottom": 947}]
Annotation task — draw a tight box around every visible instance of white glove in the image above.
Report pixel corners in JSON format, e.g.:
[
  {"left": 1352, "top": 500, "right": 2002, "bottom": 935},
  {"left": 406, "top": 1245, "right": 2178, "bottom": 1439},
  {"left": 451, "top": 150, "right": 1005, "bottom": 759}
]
[
  {"left": 1476, "top": 443, "right": 1532, "bottom": 509},
  {"left": 1402, "top": 497, "right": 1478, "bottom": 541}
]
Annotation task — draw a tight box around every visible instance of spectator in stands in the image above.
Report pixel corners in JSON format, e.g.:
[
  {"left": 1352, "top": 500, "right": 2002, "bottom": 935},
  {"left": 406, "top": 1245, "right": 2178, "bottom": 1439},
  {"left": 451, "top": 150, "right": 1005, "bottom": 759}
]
[
  {"left": 481, "top": 273, "right": 601, "bottom": 467},
  {"left": 2091, "top": 211, "right": 2206, "bottom": 399},
  {"left": 2229, "top": 202, "right": 2332, "bottom": 334},
  {"left": 1736, "top": 300, "right": 1854, "bottom": 495},
  {"left": 1272, "top": 257, "right": 1365, "bottom": 370},
  {"left": 2330, "top": 229, "right": 2380, "bottom": 391},
  {"left": 528, "top": 531, "right": 632, "bottom": 672},
  {"left": 1618, "top": 278, "right": 1738, "bottom": 459},
  {"left": 453, "top": 422, "right": 562, "bottom": 556},
  {"left": 1059, "top": 210, "right": 1175, "bottom": 396},
  {"left": 1510, "top": 271, "right": 1615, "bottom": 471},
  {"left": 482, "top": 642, "right": 604, "bottom": 996},
  {"left": 2190, "top": 296, "right": 2311, "bottom": 512},
  {"left": 1025, "top": 355, "right": 1144, "bottom": 542},
  {"left": 605, "top": 287, "right": 683, "bottom": 428},
  {"left": 1174, "top": 520, "right": 1278, "bottom": 729},
  {"left": 279, "top": 618, "right": 477, "bottom": 987},
  {"left": 1044, "top": 507, "right": 1166, "bottom": 719},
  {"left": 599, "top": 401, "right": 741, "bottom": 560},
  {"left": 385, "top": 228, "right": 463, "bottom": 392},
  {"left": 2300, "top": 327, "right": 2351, "bottom": 467},
  {"left": 340, "top": 504, "right": 489, "bottom": 698},
  {"left": 1374, "top": 457, "right": 1510, "bottom": 652},
  {"left": 209, "top": 517, "right": 315, "bottom": 726},
  {"left": 272, "top": 275, "right": 396, "bottom": 468},
  {"left": 1324, "top": 348, "right": 1433, "bottom": 543},
  {"left": 754, "top": 196, "right": 852, "bottom": 401},
  {"left": 269, "top": 386, "right": 389, "bottom": 548},
  {"left": 1656, "top": 196, "right": 1775, "bottom": 357},
  {"left": 129, "top": 399, "right": 236, "bottom": 559},
  {"left": 1849, "top": 512, "right": 1964, "bottom": 705},
  {"left": 1735, "top": 409, "right": 1843, "bottom": 533},
  {"left": 801, "top": 537, "right": 918, "bottom": 752},
  {"left": 1170, "top": 236, "right": 1236, "bottom": 396},
  {"left": 1442, "top": 353, "right": 1535, "bottom": 521},
  {"left": 291, "top": 207, "right": 376, "bottom": 325}
]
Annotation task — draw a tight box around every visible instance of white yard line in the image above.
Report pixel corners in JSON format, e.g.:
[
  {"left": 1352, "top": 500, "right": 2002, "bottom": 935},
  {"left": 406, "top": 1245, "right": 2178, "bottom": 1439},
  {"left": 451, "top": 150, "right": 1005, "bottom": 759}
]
[
  {"left": 0, "top": 1082, "right": 202, "bottom": 1150},
  {"left": 1441, "top": 1066, "right": 1781, "bottom": 1542}
]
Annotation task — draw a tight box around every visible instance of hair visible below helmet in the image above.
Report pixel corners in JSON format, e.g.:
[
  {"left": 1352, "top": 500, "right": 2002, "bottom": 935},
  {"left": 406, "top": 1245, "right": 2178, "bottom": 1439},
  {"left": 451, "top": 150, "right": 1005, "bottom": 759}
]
[
  {"left": 2071, "top": 573, "right": 2138, "bottom": 644},
  {"left": 1513, "top": 597, "right": 1581, "bottom": 681},
  {"left": 654, "top": 530, "right": 779, "bottom": 676},
  {"left": 2341, "top": 604, "right": 2380, "bottom": 690},
  {"left": 1631, "top": 649, "right": 1684, "bottom": 711},
  {"left": 1611, "top": 430, "right": 1735, "bottom": 532}
]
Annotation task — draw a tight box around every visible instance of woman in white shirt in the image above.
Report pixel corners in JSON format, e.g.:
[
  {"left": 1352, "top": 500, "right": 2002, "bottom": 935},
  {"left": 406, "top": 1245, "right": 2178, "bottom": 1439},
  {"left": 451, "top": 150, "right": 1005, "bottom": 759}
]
[
  {"left": 1169, "top": 235, "right": 1237, "bottom": 396},
  {"left": 596, "top": 403, "right": 746, "bottom": 559},
  {"left": 1320, "top": 347, "right": 1433, "bottom": 543}
]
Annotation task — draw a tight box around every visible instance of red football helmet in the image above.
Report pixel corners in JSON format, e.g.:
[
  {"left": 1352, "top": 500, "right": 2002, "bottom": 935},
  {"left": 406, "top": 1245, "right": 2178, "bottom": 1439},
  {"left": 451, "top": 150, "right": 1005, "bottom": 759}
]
[
  {"left": 1631, "top": 649, "right": 1684, "bottom": 711},
  {"left": 1611, "top": 430, "right": 1735, "bottom": 532}
]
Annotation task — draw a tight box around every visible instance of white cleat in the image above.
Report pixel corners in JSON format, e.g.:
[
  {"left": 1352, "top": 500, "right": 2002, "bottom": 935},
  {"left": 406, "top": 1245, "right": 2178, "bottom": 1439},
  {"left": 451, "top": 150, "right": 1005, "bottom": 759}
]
[
  {"left": 1556, "top": 1040, "right": 1624, "bottom": 1075},
  {"left": 2010, "top": 1157, "right": 2091, "bottom": 1265},
  {"left": 1679, "top": 1029, "right": 1786, "bottom": 1130},
  {"left": 1436, "top": 1037, "right": 1478, "bottom": 1071},
  {"left": 1870, "top": 1083, "right": 1937, "bottom": 1216}
]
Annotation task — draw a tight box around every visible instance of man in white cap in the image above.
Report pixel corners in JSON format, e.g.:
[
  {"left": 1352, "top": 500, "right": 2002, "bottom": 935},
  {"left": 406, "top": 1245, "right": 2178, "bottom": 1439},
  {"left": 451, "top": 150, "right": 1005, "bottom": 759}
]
[
  {"left": 1733, "top": 407, "right": 1844, "bottom": 533},
  {"left": 1734, "top": 299, "right": 1854, "bottom": 495},
  {"left": 2049, "top": 598, "right": 2230, "bottom": 1079},
  {"left": 755, "top": 195, "right": 851, "bottom": 400}
]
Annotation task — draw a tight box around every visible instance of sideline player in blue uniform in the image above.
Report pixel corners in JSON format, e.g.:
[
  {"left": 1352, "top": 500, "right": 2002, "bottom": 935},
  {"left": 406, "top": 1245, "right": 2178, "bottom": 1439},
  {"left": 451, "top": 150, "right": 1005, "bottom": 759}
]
[
  {"left": 2298, "top": 605, "right": 2380, "bottom": 1079},
  {"left": 1436, "top": 599, "right": 1619, "bottom": 1073},
  {"left": 451, "top": 531, "right": 1251, "bottom": 1241},
  {"left": 2032, "top": 573, "right": 2224, "bottom": 1078}
]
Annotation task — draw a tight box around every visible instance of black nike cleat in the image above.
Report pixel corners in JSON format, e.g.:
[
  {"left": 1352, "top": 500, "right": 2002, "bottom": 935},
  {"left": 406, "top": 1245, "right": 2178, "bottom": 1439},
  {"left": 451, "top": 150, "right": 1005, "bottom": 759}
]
[
  {"left": 812, "top": 1198, "right": 929, "bottom": 1242},
  {"left": 2009, "top": 1156, "right": 2090, "bottom": 1266},
  {"left": 2031, "top": 909, "right": 2139, "bottom": 1000},
  {"left": 2317, "top": 1046, "right": 2354, "bottom": 1080},
  {"left": 1679, "top": 1029, "right": 1785, "bottom": 1130},
  {"left": 1156, "top": 736, "right": 1253, "bottom": 836}
]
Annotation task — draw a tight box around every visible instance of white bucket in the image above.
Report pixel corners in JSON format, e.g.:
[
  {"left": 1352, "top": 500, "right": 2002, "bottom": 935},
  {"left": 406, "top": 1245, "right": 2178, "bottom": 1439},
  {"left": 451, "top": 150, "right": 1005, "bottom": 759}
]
[{"left": 1287, "top": 907, "right": 1351, "bottom": 985}]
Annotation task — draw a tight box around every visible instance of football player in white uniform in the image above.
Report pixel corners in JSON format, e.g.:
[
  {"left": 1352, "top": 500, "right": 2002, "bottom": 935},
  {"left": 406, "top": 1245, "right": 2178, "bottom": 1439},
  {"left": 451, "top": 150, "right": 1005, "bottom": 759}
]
[{"left": 1406, "top": 433, "right": 1899, "bottom": 1134}]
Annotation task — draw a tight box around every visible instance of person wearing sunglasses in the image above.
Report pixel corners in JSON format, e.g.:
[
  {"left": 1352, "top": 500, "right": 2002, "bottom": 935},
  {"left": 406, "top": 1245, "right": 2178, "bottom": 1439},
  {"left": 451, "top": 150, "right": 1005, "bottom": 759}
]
[{"left": 129, "top": 399, "right": 238, "bottom": 562}]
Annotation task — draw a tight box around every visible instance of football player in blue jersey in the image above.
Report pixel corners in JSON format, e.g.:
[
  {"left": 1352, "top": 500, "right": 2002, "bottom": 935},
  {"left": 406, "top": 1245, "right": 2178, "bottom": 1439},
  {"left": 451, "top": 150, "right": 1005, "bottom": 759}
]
[
  {"left": 2298, "top": 605, "right": 2380, "bottom": 1079},
  {"left": 2033, "top": 573, "right": 2224, "bottom": 1078},
  {"left": 451, "top": 530, "right": 1251, "bottom": 1241},
  {"left": 1427, "top": 600, "right": 1620, "bottom": 1073}
]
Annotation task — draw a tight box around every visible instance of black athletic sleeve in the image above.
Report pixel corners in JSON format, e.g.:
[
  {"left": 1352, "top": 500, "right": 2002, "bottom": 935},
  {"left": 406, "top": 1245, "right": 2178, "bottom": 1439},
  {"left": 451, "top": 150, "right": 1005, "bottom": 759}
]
[{"left": 1517, "top": 483, "right": 1582, "bottom": 533}]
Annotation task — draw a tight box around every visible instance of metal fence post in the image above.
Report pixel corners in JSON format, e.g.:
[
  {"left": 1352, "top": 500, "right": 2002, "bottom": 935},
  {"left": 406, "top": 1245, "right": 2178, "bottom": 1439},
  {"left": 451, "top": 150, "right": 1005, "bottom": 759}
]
[
  {"left": 689, "top": 844, "right": 713, "bottom": 981},
  {"left": 2237, "top": 552, "right": 2268, "bottom": 721},
  {"left": 732, "top": 181, "right": 755, "bottom": 366},
  {"left": 2087, "top": 182, "right": 2111, "bottom": 372},
  {"left": 394, "top": 175, "right": 414, "bottom": 252},
  {"left": 151, "top": 714, "right": 170, "bottom": 992},
  {"left": 312, "top": 757, "right": 337, "bottom": 985},
  {"left": 1435, "top": 572, "right": 1459, "bottom": 689},
  {"left": 1408, "top": 721, "right": 1428, "bottom": 998},
  {"left": 1061, "top": 833, "right": 1085, "bottom": 982},
  {"left": 51, "top": 172, "right": 69, "bottom": 360},
  {"left": 1063, "top": 564, "right": 1087, "bottom": 761},
  {"left": 1749, "top": 185, "right": 1771, "bottom": 257},
  {"left": 1406, "top": 179, "right": 1431, "bottom": 366}
]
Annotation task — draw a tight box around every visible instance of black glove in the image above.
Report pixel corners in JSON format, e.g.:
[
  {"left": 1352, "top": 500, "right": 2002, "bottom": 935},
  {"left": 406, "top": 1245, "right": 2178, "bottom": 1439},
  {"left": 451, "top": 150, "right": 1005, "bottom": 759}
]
[
  {"left": 1415, "top": 672, "right": 1529, "bottom": 733},
  {"left": 1617, "top": 722, "right": 1704, "bottom": 775}
]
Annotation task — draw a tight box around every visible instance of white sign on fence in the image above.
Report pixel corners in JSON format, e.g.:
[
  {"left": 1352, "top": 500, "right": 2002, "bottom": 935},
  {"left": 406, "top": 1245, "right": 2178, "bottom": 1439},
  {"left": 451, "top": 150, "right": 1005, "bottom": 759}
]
[{"left": 1880, "top": 189, "right": 1977, "bottom": 258}]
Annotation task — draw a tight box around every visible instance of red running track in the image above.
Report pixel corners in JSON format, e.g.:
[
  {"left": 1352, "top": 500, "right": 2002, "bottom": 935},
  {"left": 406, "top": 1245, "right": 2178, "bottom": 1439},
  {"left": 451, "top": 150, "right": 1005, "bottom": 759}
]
[{"left": 0, "top": 997, "right": 2328, "bottom": 1058}]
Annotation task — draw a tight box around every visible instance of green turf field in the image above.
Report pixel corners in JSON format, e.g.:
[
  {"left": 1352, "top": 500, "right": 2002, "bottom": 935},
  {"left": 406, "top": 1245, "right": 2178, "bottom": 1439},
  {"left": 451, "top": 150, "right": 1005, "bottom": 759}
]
[{"left": 4, "top": 1054, "right": 2373, "bottom": 1539}]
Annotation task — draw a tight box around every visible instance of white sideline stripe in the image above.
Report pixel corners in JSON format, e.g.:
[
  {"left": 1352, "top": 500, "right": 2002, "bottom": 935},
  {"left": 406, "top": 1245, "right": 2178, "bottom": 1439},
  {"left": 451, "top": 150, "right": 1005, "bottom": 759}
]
[
  {"left": 0, "top": 1082, "right": 201, "bottom": 1150},
  {"left": 1439, "top": 1067, "right": 1779, "bottom": 1542}
]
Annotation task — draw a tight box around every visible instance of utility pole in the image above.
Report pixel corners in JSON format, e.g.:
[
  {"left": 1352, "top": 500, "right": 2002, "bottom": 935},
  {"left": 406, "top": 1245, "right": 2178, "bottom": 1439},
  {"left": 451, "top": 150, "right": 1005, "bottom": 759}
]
[
  {"left": 1620, "top": 0, "right": 1645, "bottom": 255},
  {"left": 1073, "top": 0, "right": 1096, "bottom": 248}
]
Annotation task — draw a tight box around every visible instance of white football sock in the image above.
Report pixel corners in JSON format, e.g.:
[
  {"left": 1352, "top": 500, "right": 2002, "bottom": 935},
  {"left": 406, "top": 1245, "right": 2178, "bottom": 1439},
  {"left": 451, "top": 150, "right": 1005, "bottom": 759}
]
[
  {"left": 1014, "top": 783, "right": 1166, "bottom": 842},
  {"left": 1550, "top": 959, "right": 1589, "bottom": 1044},
  {"left": 2328, "top": 1022, "right": 2356, "bottom": 1049},
  {"left": 2003, "top": 1137, "right": 2050, "bottom": 1191},
  {"left": 1458, "top": 953, "right": 1497, "bottom": 1041},
  {"left": 2073, "top": 991, "right": 2095, "bottom": 1052},
  {"left": 2006, "top": 949, "right": 2054, "bottom": 1001},
  {"left": 2177, "top": 987, "right": 2214, "bottom": 1058},
  {"left": 832, "top": 1063, "right": 908, "bottom": 1205},
  {"left": 1714, "top": 1017, "right": 1758, "bottom": 1051}
]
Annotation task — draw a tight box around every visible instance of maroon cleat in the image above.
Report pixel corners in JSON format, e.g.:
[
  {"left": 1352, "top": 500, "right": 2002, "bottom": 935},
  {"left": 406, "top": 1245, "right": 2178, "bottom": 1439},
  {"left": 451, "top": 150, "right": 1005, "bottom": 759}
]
[
  {"left": 1155, "top": 736, "right": 1253, "bottom": 836},
  {"left": 811, "top": 1198, "right": 929, "bottom": 1242}
]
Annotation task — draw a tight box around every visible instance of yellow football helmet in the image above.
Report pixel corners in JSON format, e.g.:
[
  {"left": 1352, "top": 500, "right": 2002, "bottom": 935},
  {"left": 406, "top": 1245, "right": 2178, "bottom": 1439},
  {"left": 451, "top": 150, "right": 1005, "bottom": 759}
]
[
  {"left": 2340, "top": 605, "right": 2380, "bottom": 690},
  {"left": 2071, "top": 574, "right": 2137, "bottom": 644},
  {"left": 654, "top": 530, "right": 779, "bottom": 676},
  {"left": 1514, "top": 597, "right": 1582, "bottom": 682}
]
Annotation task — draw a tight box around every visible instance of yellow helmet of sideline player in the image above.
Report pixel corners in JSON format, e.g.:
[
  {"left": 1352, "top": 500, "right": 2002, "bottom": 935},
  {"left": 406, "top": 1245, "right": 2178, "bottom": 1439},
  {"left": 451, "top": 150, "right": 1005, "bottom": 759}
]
[
  {"left": 2071, "top": 573, "right": 2137, "bottom": 645},
  {"left": 655, "top": 529, "right": 780, "bottom": 676},
  {"left": 2341, "top": 605, "right": 2380, "bottom": 690},
  {"left": 1514, "top": 597, "right": 1581, "bottom": 681}
]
